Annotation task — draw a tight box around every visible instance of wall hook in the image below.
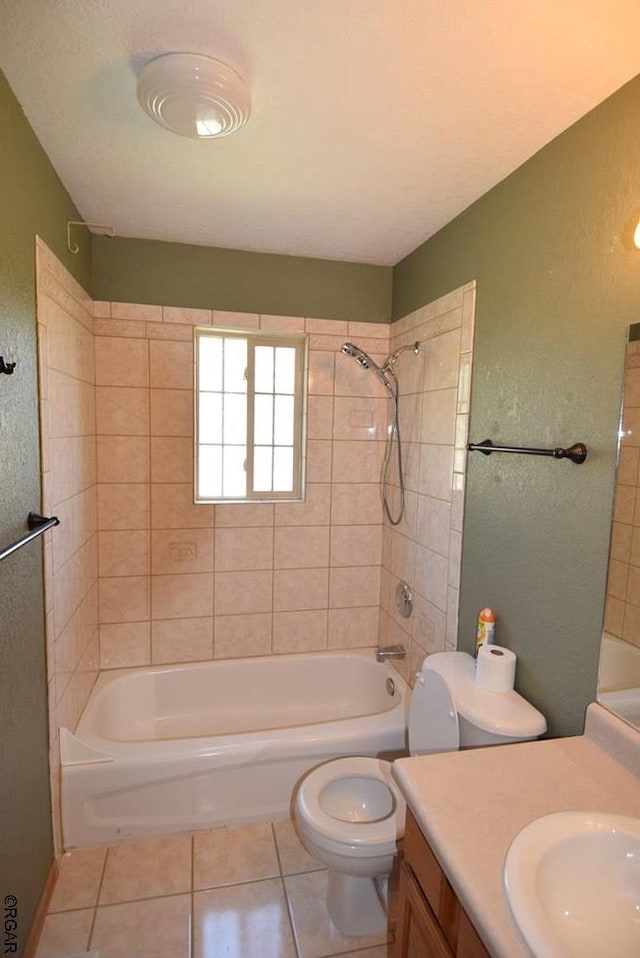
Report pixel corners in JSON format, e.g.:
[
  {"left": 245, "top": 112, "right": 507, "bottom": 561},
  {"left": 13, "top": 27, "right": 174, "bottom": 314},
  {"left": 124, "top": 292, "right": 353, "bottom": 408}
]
[
  {"left": 0, "top": 356, "right": 17, "bottom": 375},
  {"left": 67, "top": 220, "right": 115, "bottom": 254}
]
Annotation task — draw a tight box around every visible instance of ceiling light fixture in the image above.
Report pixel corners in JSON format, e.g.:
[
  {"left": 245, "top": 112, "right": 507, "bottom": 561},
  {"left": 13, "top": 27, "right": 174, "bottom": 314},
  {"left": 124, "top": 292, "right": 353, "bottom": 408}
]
[{"left": 137, "top": 53, "right": 251, "bottom": 139}]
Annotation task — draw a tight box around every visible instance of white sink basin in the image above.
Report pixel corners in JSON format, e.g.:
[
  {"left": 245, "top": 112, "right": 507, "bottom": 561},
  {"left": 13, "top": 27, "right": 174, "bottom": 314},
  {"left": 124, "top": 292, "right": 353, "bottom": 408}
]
[{"left": 504, "top": 811, "right": 640, "bottom": 958}]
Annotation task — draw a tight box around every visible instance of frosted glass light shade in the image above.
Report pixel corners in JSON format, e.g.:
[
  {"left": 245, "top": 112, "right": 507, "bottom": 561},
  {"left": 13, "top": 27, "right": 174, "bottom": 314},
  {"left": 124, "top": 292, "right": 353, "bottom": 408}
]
[{"left": 137, "top": 53, "right": 251, "bottom": 139}]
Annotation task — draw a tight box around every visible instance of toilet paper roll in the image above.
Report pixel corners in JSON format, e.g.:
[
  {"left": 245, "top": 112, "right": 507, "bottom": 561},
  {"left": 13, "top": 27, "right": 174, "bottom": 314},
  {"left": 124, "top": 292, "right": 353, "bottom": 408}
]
[{"left": 475, "top": 644, "right": 517, "bottom": 692}]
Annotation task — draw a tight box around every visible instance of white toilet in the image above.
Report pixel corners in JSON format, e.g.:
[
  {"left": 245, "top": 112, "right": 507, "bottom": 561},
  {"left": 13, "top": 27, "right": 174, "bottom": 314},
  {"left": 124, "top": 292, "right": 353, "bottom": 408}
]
[{"left": 294, "top": 651, "right": 547, "bottom": 936}]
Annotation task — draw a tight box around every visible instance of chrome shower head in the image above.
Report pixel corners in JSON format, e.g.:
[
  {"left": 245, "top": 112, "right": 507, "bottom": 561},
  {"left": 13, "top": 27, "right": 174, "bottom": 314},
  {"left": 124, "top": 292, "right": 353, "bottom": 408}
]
[
  {"left": 341, "top": 341, "right": 394, "bottom": 390},
  {"left": 341, "top": 342, "right": 376, "bottom": 370}
]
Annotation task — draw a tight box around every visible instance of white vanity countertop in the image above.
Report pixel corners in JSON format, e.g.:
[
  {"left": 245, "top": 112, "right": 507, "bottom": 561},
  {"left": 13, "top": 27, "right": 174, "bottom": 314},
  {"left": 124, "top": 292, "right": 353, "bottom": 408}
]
[{"left": 391, "top": 704, "right": 640, "bottom": 958}]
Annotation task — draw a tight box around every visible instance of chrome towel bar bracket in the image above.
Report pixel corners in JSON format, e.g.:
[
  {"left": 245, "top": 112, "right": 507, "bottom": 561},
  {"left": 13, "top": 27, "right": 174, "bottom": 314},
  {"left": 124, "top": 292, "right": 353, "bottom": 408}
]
[{"left": 0, "top": 512, "right": 60, "bottom": 562}]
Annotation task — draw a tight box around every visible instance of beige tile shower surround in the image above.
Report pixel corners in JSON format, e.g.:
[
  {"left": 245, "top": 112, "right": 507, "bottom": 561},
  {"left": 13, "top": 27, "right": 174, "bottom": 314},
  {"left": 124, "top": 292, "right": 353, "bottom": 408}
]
[
  {"left": 605, "top": 337, "right": 640, "bottom": 648},
  {"left": 36, "top": 239, "right": 100, "bottom": 857},
  {"left": 35, "top": 238, "right": 475, "bottom": 854}
]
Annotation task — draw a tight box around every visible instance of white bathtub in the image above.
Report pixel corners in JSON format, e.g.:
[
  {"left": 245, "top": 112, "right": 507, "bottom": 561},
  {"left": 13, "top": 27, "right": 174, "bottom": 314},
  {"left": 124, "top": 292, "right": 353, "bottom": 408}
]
[
  {"left": 61, "top": 650, "right": 408, "bottom": 848},
  {"left": 598, "top": 632, "right": 640, "bottom": 729}
]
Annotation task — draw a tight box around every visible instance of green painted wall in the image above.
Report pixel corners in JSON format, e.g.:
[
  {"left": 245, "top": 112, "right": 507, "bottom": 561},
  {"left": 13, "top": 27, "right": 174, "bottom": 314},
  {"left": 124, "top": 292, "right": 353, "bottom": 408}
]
[
  {"left": 92, "top": 234, "right": 392, "bottom": 323},
  {"left": 394, "top": 74, "right": 640, "bottom": 737},
  {"left": 0, "top": 70, "right": 90, "bottom": 954}
]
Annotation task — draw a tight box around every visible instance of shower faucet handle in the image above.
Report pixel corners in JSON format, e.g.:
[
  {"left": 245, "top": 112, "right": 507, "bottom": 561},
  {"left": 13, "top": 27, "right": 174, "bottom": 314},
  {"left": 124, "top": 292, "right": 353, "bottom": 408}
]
[{"left": 376, "top": 644, "right": 406, "bottom": 662}]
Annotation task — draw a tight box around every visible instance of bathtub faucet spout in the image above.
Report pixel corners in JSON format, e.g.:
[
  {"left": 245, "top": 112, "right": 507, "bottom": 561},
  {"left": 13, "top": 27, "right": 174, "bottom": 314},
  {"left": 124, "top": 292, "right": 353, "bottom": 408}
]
[{"left": 376, "top": 644, "right": 406, "bottom": 663}]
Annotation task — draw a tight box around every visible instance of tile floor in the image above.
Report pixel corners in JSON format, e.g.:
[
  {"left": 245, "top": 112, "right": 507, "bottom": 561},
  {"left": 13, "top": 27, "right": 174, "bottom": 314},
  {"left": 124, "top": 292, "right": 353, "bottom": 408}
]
[{"left": 35, "top": 820, "right": 393, "bottom": 958}]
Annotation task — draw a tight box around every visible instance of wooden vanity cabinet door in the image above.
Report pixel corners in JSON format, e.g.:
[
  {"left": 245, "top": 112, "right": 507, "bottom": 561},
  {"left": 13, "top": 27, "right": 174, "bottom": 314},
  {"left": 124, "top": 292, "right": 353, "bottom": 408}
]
[
  {"left": 396, "top": 861, "right": 454, "bottom": 958},
  {"left": 395, "top": 811, "right": 491, "bottom": 958},
  {"left": 456, "top": 910, "right": 492, "bottom": 958},
  {"left": 403, "top": 812, "right": 449, "bottom": 914}
]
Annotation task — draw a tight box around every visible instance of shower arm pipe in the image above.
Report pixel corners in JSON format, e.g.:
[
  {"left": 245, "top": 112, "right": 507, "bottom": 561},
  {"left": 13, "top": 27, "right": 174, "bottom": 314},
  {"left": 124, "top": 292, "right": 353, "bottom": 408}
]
[
  {"left": 0, "top": 512, "right": 60, "bottom": 562},
  {"left": 468, "top": 439, "right": 587, "bottom": 464},
  {"left": 381, "top": 340, "right": 421, "bottom": 374}
]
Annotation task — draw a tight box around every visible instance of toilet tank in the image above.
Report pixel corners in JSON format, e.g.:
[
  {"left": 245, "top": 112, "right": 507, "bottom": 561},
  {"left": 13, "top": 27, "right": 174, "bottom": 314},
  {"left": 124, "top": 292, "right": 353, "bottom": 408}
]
[
  {"left": 421, "top": 652, "right": 546, "bottom": 749},
  {"left": 457, "top": 713, "right": 540, "bottom": 747}
]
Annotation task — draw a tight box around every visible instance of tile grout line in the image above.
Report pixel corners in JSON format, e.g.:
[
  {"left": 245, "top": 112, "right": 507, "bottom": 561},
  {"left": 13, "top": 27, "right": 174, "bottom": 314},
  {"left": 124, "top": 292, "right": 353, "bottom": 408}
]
[
  {"left": 280, "top": 871, "right": 303, "bottom": 958},
  {"left": 270, "top": 822, "right": 284, "bottom": 876},
  {"left": 271, "top": 490, "right": 275, "bottom": 655},
  {"left": 145, "top": 333, "right": 151, "bottom": 665},
  {"left": 326, "top": 345, "right": 336, "bottom": 651},
  {"left": 272, "top": 821, "right": 304, "bottom": 958},
  {"left": 257, "top": 312, "right": 275, "bottom": 660},
  {"left": 86, "top": 845, "right": 109, "bottom": 949},
  {"left": 211, "top": 496, "right": 216, "bottom": 661},
  {"left": 190, "top": 832, "right": 195, "bottom": 958},
  {"left": 77, "top": 888, "right": 198, "bottom": 911}
]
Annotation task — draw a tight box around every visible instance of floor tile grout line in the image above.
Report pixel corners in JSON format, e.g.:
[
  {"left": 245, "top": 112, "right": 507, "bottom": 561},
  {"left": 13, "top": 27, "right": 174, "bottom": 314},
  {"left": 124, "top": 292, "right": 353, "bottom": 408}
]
[
  {"left": 271, "top": 821, "right": 284, "bottom": 876},
  {"left": 85, "top": 888, "right": 195, "bottom": 908},
  {"left": 194, "top": 870, "right": 292, "bottom": 894},
  {"left": 280, "top": 873, "right": 302, "bottom": 958},
  {"left": 86, "top": 845, "right": 109, "bottom": 949},
  {"left": 271, "top": 822, "right": 302, "bottom": 958}
]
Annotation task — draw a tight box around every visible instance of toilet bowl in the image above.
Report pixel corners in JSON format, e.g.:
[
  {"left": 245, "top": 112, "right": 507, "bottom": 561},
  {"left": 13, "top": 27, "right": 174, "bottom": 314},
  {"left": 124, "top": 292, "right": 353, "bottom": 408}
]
[
  {"left": 295, "top": 757, "right": 406, "bottom": 935},
  {"left": 294, "top": 651, "right": 546, "bottom": 936}
]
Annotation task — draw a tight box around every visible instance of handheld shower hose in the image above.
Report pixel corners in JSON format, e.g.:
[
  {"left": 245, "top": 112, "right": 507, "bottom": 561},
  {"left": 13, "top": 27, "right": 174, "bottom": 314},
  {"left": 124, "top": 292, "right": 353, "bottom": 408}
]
[{"left": 340, "top": 341, "right": 420, "bottom": 525}]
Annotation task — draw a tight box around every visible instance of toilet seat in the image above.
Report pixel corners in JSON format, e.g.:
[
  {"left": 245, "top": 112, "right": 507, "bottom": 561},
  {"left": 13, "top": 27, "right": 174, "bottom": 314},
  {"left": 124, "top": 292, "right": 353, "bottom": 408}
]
[{"left": 296, "top": 757, "right": 405, "bottom": 851}]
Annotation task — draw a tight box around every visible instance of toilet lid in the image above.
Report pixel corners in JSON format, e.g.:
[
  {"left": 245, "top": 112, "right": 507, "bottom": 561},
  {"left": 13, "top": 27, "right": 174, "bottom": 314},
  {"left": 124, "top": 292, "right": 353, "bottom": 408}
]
[{"left": 408, "top": 668, "right": 459, "bottom": 754}]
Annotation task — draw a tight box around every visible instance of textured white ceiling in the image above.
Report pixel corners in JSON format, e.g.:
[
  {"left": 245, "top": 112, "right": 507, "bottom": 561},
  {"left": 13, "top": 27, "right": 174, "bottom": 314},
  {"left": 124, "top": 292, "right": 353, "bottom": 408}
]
[{"left": 1, "top": 0, "right": 639, "bottom": 265}]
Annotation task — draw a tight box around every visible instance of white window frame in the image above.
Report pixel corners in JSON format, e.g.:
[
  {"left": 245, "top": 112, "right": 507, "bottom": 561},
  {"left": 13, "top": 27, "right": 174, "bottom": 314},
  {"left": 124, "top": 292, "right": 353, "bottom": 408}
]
[{"left": 194, "top": 326, "right": 308, "bottom": 503}]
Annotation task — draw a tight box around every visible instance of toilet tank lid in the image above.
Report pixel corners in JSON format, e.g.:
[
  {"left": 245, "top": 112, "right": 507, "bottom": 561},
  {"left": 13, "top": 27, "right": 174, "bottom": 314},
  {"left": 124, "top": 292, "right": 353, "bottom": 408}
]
[{"left": 421, "top": 652, "right": 547, "bottom": 739}]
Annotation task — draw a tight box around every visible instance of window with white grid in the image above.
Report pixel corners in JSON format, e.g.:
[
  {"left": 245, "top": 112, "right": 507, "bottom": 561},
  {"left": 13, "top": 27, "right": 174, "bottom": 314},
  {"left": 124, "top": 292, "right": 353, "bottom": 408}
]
[{"left": 195, "top": 327, "right": 307, "bottom": 502}]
